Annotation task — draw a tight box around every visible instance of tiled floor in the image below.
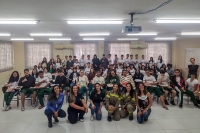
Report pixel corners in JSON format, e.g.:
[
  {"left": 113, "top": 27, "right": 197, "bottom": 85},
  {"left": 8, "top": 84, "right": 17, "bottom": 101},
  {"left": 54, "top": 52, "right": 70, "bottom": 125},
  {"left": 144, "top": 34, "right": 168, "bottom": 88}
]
[{"left": 0, "top": 89, "right": 200, "bottom": 133}]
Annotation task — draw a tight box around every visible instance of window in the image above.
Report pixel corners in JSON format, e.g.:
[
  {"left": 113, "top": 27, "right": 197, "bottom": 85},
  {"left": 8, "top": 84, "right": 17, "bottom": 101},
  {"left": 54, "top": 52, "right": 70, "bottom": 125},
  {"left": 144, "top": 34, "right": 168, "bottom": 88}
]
[
  {"left": 25, "top": 42, "right": 52, "bottom": 69},
  {"left": 0, "top": 41, "right": 13, "bottom": 72},
  {"left": 106, "top": 42, "right": 130, "bottom": 62},
  {"left": 73, "top": 43, "right": 97, "bottom": 60},
  {"left": 147, "top": 42, "right": 171, "bottom": 64}
]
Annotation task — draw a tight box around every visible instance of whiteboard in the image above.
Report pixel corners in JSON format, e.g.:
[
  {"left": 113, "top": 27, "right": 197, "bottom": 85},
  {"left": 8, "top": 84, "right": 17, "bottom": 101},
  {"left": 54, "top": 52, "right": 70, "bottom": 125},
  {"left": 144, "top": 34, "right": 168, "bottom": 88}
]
[{"left": 185, "top": 48, "right": 200, "bottom": 68}]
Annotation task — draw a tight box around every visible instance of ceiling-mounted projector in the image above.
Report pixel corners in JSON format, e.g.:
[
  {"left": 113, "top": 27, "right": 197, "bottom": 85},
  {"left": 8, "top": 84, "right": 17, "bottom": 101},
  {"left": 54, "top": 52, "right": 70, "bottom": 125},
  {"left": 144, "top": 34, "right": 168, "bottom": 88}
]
[{"left": 122, "top": 13, "right": 142, "bottom": 33}]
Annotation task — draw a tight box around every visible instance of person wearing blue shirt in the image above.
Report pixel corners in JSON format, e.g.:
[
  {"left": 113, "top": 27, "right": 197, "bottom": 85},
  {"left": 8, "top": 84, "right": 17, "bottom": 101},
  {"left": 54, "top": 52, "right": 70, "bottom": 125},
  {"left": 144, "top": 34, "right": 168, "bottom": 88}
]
[{"left": 44, "top": 85, "right": 66, "bottom": 128}]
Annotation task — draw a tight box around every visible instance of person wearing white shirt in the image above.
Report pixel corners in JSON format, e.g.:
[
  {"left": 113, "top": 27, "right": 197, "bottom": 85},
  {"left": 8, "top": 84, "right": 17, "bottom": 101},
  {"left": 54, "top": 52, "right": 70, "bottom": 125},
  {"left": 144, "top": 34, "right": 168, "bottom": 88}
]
[
  {"left": 149, "top": 57, "right": 154, "bottom": 68},
  {"left": 157, "top": 67, "right": 169, "bottom": 77},
  {"left": 134, "top": 54, "right": 140, "bottom": 69},
  {"left": 43, "top": 68, "right": 52, "bottom": 81},
  {"left": 73, "top": 59, "right": 80, "bottom": 67},
  {"left": 143, "top": 68, "right": 168, "bottom": 110},
  {"left": 36, "top": 71, "right": 51, "bottom": 109},
  {"left": 185, "top": 73, "right": 200, "bottom": 102},
  {"left": 118, "top": 55, "right": 125, "bottom": 65},
  {"left": 56, "top": 58, "right": 62, "bottom": 69},
  {"left": 85, "top": 62, "right": 91, "bottom": 76},
  {"left": 124, "top": 54, "right": 130, "bottom": 66},
  {"left": 79, "top": 55, "right": 85, "bottom": 69},
  {"left": 158, "top": 70, "right": 176, "bottom": 106},
  {"left": 157, "top": 55, "right": 164, "bottom": 69},
  {"left": 129, "top": 64, "right": 135, "bottom": 76},
  {"left": 107, "top": 54, "right": 112, "bottom": 65},
  {"left": 116, "top": 64, "right": 123, "bottom": 76},
  {"left": 140, "top": 55, "right": 148, "bottom": 66},
  {"left": 92, "top": 70, "right": 106, "bottom": 93},
  {"left": 85, "top": 55, "right": 93, "bottom": 66},
  {"left": 77, "top": 70, "right": 89, "bottom": 96},
  {"left": 129, "top": 54, "right": 134, "bottom": 65},
  {"left": 67, "top": 66, "right": 73, "bottom": 77}
]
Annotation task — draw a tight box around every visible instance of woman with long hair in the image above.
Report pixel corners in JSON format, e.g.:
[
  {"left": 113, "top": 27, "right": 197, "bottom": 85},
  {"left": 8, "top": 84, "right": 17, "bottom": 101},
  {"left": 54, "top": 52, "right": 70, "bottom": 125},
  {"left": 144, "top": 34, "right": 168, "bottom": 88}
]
[
  {"left": 56, "top": 58, "right": 62, "bottom": 69},
  {"left": 136, "top": 82, "right": 152, "bottom": 124},
  {"left": 187, "top": 58, "right": 200, "bottom": 79},
  {"left": 105, "top": 84, "right": 121, "bottom": 122},
  {"left": 2, "top": 71, "right": 20, "bottom": 111},
  {"left": 32, "top": 68, "right": 39, "bottom": 79},
  {"left": 43, "top": 67, "right": 52, "bottom": 81},
  {"left": 68, "top": 85, "right": 88, "bottom": 124},
  {"left": 44, "top": 85, "right": 66, "bottom": 128},
  {"left": 149, "top": 57, "right": 154, "bottom": 68},
  {"left": 133, "top": 69, "right": 144, "bottom": 90},
  {"left": 38, "top": 62, "right": 43, "bottom": 71},
  {"left": 89, "top": 83, "right": 105, "bottom": 121},
  {"left": 92, "top": 54, "right": 100, "bottom": 71},
  {"left": 105, "top": 70, "right": 120, "bottom": 91},
  {"left": 120, "top": 83, "right": 136, "bottom": 121},
  {"left": 157, "top": 55, "right": 164, "bottom": 69},
  {"left": 42, "top": 57, "right": 48, "bottom": 68},
  {"left": 120, "top": 69, "right": 135, "bottom": 89},
  {"left": 88, "top": 68, "right": 96, "bottom": 94},
  {"left": 76, "top": 70, "right": 89, "bottom": 96}
]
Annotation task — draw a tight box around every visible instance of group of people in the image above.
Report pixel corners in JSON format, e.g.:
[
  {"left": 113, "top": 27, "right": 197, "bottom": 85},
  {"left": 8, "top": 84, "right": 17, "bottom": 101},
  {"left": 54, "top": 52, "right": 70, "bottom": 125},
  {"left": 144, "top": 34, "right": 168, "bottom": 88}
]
[{"left": 2, "top": 53, "right": 200, "bottom": 128}]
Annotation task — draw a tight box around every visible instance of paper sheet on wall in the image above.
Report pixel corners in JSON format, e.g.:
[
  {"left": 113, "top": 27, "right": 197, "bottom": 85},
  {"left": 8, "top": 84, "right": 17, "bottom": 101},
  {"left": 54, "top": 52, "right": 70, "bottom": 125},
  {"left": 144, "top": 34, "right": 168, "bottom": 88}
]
[{"left": 185, "top": 48, "right": 200, "bottom": 68}]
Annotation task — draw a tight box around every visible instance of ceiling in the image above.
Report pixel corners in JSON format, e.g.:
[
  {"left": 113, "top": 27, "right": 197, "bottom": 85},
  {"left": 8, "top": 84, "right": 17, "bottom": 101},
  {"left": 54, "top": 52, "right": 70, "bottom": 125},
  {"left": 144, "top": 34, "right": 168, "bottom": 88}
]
[{"left": 0, "top": 0, "right": 200, "bottom": 41}]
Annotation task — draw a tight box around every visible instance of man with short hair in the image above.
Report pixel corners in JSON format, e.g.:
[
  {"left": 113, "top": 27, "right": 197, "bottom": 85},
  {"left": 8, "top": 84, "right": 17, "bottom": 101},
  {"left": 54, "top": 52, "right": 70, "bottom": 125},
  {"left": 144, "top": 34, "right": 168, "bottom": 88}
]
[
  {"left": 141, "top": 55, "right": 148, "bottom": 66},
  {"left": 124, "top": 54, "right": 130, "bottom": 66},
  {"left": 84, "top": 62, "right": 91, "bottom": 76},
  {"left": 73, "top": 56, "right": 77, "bottom": 62},
  {"left": 100, "top": 54, "right": 109, "bottom": 69},
  {"left": 62, "top": 55, "right": 68, "bottom": 66},
  {"left": 108, "top": 54, "right": 112, "bottom": 65},
  {"left": 66, "top": 56, "right": 74, "bottom": 69},
  {"left": 134, "top": 54, "right": 140, "bottom": 69},
  {"left": 55, "top": 69, "right": 67, "bottom": 94},
  {"left": 113, "top": 54, "right": 119, "bottom": 66},
  {"left": 85, "top": 55, "right": 93, "bottom": 65},
  {"left": 118, "top": 55, "right": 125, "bottom": 65},
  {"left": 129, "top": 54, "right": 134, "bottom": 65},
  {"left": 79, "top": 54, "right": 85, "bottom": 69},
  {"left": 19, "top": 69, "right": 36, "bottom": 111},
  {"left": 36, "top": 71, "right": 51, "bottom": 109}
]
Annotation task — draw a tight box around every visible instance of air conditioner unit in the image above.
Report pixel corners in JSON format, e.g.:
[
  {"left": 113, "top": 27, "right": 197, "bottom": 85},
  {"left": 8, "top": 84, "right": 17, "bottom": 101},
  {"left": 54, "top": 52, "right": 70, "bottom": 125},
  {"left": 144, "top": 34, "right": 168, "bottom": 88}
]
[
  {"left": 130, "top": 41, "right": 148, "bottom": 49},
  {"left": 54, "top": 45, "right": 73, "bottom": 50}
]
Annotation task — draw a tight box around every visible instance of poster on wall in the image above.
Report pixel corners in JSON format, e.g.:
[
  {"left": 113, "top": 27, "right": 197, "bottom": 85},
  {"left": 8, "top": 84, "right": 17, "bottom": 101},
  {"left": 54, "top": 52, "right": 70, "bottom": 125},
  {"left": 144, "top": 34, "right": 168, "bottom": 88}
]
[{"left": 185, "top": 48, "right": 200, "bottom": 68}]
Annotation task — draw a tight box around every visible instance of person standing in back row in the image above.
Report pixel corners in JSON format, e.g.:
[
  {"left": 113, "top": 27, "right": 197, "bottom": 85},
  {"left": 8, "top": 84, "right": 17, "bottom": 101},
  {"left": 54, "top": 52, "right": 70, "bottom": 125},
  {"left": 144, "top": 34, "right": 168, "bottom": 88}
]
[
  {"left": 100, "top": 54, "right": 109, "bottom": 69},
  {"left": 79, "top": 55, "right": 85, "bottom": 70},
  {"left": 66, "top": 56, "right": 74, "bottom": 69},
  {"left": 186, "top": 58, "right": 200, "bottom": 79}
]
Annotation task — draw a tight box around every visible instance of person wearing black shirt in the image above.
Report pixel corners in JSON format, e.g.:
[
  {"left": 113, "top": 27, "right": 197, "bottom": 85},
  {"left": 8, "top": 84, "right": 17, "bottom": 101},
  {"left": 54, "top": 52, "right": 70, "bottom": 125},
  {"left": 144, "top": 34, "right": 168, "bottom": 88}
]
[
  {"left": 55, "top": 69, "right": 67, "bottom": 94},
  {"left": 66, "top": 56, "right": 74, "bottom": 69},
  {"left": 133, "top": 69, "right": 144, "bottom": 87},
  {"left": 92, "top": 54, "right": 100, "bottom": 71},
  {"left": 68, "top": 85, "right": 88, "bottom": 124},
  {"left": 69, "top": 67, "right": 80, "bottom": 86},
  {"left": 100, "top": 54, "right": 109, "bottom": 69},
  {"left": 18, "top": 69, "right": 36, "bottom": 111},
  {"left": 187, "top": 58, "right": 200, "bottom": 79},
  {"left": 89, "top": 83, "right": 105, "bottom": 121}
]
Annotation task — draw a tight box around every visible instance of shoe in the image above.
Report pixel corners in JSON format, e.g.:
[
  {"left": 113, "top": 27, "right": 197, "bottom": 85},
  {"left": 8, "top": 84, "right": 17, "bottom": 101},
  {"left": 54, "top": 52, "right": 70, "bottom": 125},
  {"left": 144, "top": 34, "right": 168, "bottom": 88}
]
[
  {"left": 194, "top": 104, "right": 200, "bottom": 109},
  {"left": 107, "top": 116, "right": 112, "bottom": 122},
  {"left": 129, "top": 116, "right": 133, "bottom": 121},
  {"left": 21, "top": 106, "right": 25, "bottom": 111},
  {"left": 32, "top": 103, "right": 36, "bottom": 109},
  {"left": 164, "top": 100, "right": 169, "bottom": 105},
  {"left": 38, "top": 106, "right": 44, "bottom": 109},
  {"left": 48, "top": 122, "right": 53, "bottom": 128},
  {"left": 163, "top": 106, "right": 169, "bottom": 110},
  {"left": 79, "top": 119, "right": 84, "bottom": 122},
  {"left": 144, "top": 118, "right": 148, "bottom": 122},
  {"left": 170, "top": 100, "right": 176, "bottom": 106},
  {"left": 54, "top": 118, "right": 59, "bottom": 122},
  {"left": 5, "top": 105, "right": 10, "bottom": 111},
  {"left": 179, "top": 103, "right": 183, "bottom": 108},
  {"left": 2, "top": 105, "right": 7, "bottom": 111},
  {"left": 90, "top": 115, "right": 94, "bottom": 121}
]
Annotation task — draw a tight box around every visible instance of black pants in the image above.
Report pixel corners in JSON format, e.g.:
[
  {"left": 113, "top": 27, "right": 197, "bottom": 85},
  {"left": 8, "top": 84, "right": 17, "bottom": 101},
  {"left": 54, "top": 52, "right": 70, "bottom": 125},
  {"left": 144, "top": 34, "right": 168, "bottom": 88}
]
[
  {"left": 44, "top": 109, "right": 66, "bottom": 122},
  {"left": 68, "top": 107, "right": 85, "bottom": 124}
]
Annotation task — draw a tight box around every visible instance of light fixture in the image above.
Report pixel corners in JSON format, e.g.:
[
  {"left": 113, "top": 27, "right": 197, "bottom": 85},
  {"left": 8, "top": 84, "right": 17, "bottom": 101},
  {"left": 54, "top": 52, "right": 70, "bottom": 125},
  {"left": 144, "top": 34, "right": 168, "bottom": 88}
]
[
  {"left": 49, "top": 38, "right": 71, "bottom": 40},
  {"left": 83, "top": 38, "right": 105, "bottom": 40},
  {"left": 79, "top": 33, "right": 110, "bottom": 36},
  {"left": 67, "top": 20, "right": 123, "bottom": 24},
  {"left": 117, "top": 38, "right": 138, "bottom": 40},
  {"left": 127, "top": 33, "right": 157, "bottom": 36},
  {"left": 0, "top": 20, "right": 38, "bottom": 24},
  {"left": 0, "top": 33, "right": 11, "bottom": 36},
  {"left": 154, "top": 37, "right": 177, "bottom": 40},
  {"left": 154, "top": 19, "right": 200, "bottom": 23},
  {"left": 30, "top": 33, "right": 63, "bottom": 36},
  {"left": 11, "top": 38, "right": 34, "bottom": 40},
  {"left": 181, "top": 32, "right": 200, "bottom": 35}
]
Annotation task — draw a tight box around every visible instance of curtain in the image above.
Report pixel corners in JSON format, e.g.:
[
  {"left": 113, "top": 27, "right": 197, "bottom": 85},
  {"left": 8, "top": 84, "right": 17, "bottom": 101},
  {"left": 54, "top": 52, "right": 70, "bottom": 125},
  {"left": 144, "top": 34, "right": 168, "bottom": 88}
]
[
  {"left": 146, "top": 42, "right": 171, "bottom": 64},
  {"left": 73, "top": 43, "right": 97, "bottom": 60},
  {"left": 25, "top": 42, "right": 52, "bottom": 69},
  {"left": 105, "top": 42, "right": 130, "bottom": 62},
  {"left": 0, "top": 41, "right": 13, "bottom": 72}
]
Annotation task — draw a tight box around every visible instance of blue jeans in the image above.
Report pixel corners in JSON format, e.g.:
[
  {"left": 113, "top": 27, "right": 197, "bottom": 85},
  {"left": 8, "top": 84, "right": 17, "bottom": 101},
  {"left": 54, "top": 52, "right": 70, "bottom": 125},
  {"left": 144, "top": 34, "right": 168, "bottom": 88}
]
[
  {"left": 137, "top": 108, "right": 151, "bottom": 124},
  {"left": 89, "top": 103, "right": 102, "bottom": 120},
  {"left": 79, "top": 86, "right": 87, "bottom": 96}
]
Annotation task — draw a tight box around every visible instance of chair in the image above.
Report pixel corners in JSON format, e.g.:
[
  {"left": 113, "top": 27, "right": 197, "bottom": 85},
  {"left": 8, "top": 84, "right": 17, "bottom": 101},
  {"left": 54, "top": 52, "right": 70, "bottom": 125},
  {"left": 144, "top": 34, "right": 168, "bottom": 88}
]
[{"left": 3, "top": 90, "right": 20, "bottom": 107}]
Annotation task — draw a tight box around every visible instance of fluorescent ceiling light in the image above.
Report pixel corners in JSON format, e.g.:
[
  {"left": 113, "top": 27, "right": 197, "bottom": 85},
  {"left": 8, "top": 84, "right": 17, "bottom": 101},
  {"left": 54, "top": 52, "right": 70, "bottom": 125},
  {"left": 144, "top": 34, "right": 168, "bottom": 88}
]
[
  {"left": 30, "top": 33, "right": 63, "bottom": 36},
  {"left": 127, "top": 33, "right": 157, "bottom": 36},
  {"left": 117, "top": 38, "right": 138, "bottom": 40},
  {"left": 154, "top": 19, "right": 200, "bottom": 23},
  {"left": 181, "top": 32, "right": 200, "bottom": 35},
  {"left": 0, "top": 33, "right": 11, "bottom": 36},
  {"left": 83, "top": 38, "right": 105, "bottom": 40},
  {"left": 11, "top": 38, "right": 34, "bottom": 40},
  {"left": 49, "top": 38, "right": 71, "bottom": 40},
  {"left": 79, "top": 33, "right": 110, "bottom": 36},
  {"left": 154, "top": 37, "right": 177, "bottom": 40},
  {"left": 67, "top": 20, "right": 123, "bottom": 24},
  {"left": 0, "top": 20, "right": 38, "bottom": 24}
]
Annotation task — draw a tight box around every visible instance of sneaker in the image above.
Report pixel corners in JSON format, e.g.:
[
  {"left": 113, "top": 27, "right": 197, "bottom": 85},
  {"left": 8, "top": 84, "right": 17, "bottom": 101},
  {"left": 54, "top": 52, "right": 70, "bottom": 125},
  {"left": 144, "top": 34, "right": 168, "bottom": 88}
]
[
  {"left": 79, "top": 119, "right": 84, "bottom": 122},
  {"left": 32, "top": 103, "right": 36, "bottom": 109},
  {"left": 144, "top": 118, "right": 148, "bottom": 122},
  {"left": 170, "top": 100, "right": 176, "bottom": 106},
  {"left": 48, "top": 122, "right": 53, "bottom": 128},
  {"left": 194, "top": 104, "right": 200, "bottom": 109},
  {"left": 5, "top": 105, "right": 10, "bottom": 111},
  {"left": 2, "top": 105, "right": 7, "bottom": 111},
  {"left": 164, "top": 100, "right": 169, "bottom": 105},
  {"left": 179, "top": 103, "right": 183, "bottom": 108},
  {"left": 38, "top": 106, "right": 44, "bottom": 109},
  {"left": 21, "top": 106, "right": 25, "bottom": 111},
  {"left": 90, "top": 115, "right": 94, "bottom": 121},
  {"left": 54, "top": 118, "right": 59, "bottom": 122},
  {"left": 107, "top": 116, "right": 112, "bottom": 122},
  {"left": 129, "top": 116, "right": 133, "bottom": 121}
]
